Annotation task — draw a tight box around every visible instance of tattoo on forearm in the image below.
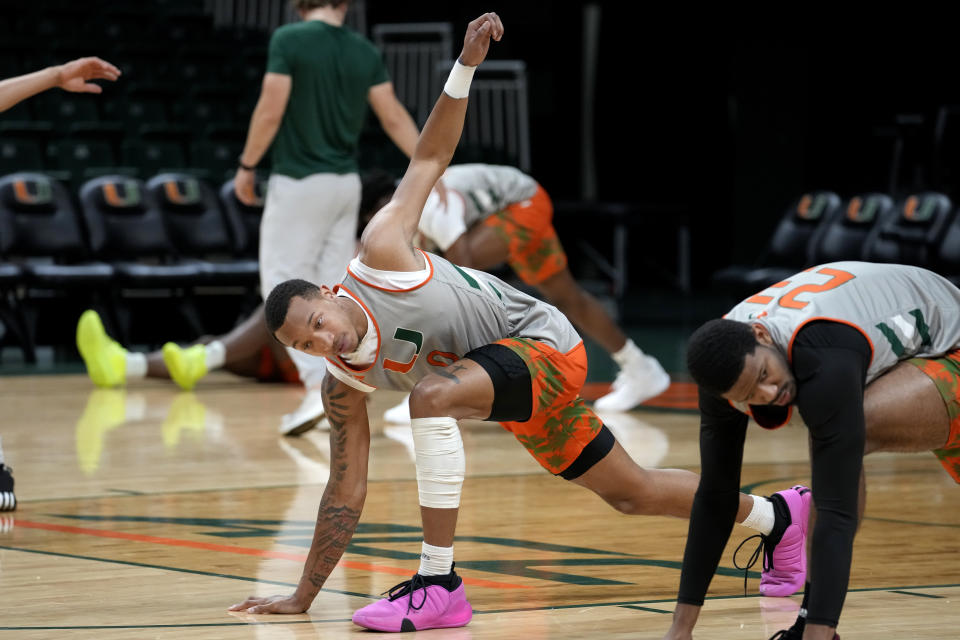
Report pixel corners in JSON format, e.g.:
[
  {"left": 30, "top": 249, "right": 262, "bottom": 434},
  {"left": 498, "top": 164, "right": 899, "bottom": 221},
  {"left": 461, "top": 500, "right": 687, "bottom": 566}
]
[
  {"left": 307, "top": 503, "right": 362, "bottom": 589},
  {"left": 321, "top": 374, "right": 356, "bottom": 484}
]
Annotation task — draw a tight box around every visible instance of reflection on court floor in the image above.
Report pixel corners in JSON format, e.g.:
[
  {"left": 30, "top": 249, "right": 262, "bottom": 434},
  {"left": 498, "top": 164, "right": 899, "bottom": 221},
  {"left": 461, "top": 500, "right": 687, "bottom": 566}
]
[{"left": 0, "top": 373, "right": 957, "bottom": 639}]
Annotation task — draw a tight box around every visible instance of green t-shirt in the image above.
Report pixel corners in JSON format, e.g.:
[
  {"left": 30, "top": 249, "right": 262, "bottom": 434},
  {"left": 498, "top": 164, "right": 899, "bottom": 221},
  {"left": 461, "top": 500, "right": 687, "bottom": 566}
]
[{"left": 266, "top": 20, "right": 390, "bottom": 178}]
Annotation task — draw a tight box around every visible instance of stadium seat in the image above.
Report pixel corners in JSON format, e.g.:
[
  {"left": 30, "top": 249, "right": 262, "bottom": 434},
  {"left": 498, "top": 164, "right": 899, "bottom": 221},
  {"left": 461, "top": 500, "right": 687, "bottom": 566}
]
[
  {"left": 121, "top": 132, "right": 188, "bottom": 179},
  {"left": 219, "top": 177, "right": 265, "bottom": 261},
  {"left": 31, "top": 92, "right": 101, "bottom": 134},
  {"left": 863, "top": 192, "right": 954, "bottom": 267},
  {"left": 812, "top": 193, "right": 897, "bottom": 264},
  {"left": 46, "top": 138, "right": 119, "bottom": 188},
  {"left": 711, "top": 191, "right": 842, "bottom": 299},
  {"left": 0, "top": 172, "right": 116, "bottom": 354},
  {"left": 189, "top": 125, "right": 245, "bottom": 184},
  {"left": 0, "top": 138, "right": 45, "bottom": 174},
  {"left": 145, "top": 172, "right": 257, "bottom": 283},
  {"left": 0, "top": 191, "right": 32, "bottom": 362},
  {"left": 932, "top": 202, "right": 960, "bottom": 287},
  {"left": 78, "top": 175, "right": 207, "bottom": 343}
]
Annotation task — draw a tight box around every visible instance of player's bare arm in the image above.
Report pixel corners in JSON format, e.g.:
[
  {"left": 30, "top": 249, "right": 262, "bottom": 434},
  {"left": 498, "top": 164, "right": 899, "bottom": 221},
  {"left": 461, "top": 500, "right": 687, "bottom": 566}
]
[
  {"left": 228, "top": 374, "right": 371, "bottom": 614},
  {"left": 0, "top": 56, "right": 120, "bottom": 113},
  {"left": 235, "top": 72, "right": 292, "bottom": 205},
  {"left": 358, "top": 12, "right": 503, "bottom": 273}
]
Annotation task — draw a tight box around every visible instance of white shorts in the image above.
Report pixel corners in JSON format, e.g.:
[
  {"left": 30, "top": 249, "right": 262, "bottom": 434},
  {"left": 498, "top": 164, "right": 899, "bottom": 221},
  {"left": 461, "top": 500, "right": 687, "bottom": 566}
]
[{"left": 259, "top": 172, "right": 360, "bottom": 388}]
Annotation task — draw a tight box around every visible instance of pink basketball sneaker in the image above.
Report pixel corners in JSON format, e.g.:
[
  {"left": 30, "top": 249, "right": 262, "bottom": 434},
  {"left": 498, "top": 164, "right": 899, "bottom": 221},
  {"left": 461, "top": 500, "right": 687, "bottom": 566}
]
[
  {"left": 352, "top": 567, "right": 473, "bottom": 632},
  {"left": 760, "top": 485, "right": 812, "bottom": 597}
]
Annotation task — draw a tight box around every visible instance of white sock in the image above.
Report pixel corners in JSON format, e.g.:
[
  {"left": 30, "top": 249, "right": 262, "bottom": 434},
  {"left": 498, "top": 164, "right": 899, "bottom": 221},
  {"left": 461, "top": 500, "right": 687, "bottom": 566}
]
[
  {"left": 741, "top": 495, "right": 775, "bottom": 535},
  {"left": 126, "top": 353, "right": 147, "bottom": 379},
  {"left": 418, "top": 541, "right": 454, "bottom": 576},
  {"left": 612, "top": 339, "right": 644, "bottom": 367},
  {"left": 125, "top": 393, "right": 147, "bottom": 421},
  {"left": 205, "top": 340, "right": 226, "bottom": 370}
]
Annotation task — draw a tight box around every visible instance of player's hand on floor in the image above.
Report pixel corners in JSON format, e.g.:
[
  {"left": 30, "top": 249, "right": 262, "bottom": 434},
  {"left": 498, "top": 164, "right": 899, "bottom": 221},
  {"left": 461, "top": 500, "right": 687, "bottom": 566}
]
[
  {"left": 459, "top": 12, "right": 504, "bottom": 67},
  {"left": 228, "top": 593, "right": 309, "bottom": 614}
]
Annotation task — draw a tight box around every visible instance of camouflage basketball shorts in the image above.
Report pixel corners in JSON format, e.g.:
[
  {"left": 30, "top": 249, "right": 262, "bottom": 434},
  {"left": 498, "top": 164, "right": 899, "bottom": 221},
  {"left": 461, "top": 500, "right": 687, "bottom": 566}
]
[
  {"left": 493, "top": 337, "right": 605, "bottom": 475},
  {"left": 907, "top": 348, "right": 960, "bottom": 483},
  {"left": 481, "top": 184, "right": 568, "bottom": 285}
]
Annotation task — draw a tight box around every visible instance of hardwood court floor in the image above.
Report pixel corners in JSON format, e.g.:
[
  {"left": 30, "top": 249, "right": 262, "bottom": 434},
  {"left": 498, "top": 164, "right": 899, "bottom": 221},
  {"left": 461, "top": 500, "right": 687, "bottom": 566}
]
[{"left": 0, "top": 372, "right": 958, "bottom": 639}]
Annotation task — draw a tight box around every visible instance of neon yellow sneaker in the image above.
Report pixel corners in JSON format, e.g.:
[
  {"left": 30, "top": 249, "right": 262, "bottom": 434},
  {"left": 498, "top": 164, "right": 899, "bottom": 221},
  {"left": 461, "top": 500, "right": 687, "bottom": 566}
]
[
  {"left": 76, "top": 310, "right": 127, "bottom": 388},
  {"left": 162, "top": 343, "right": 209, "bottom": 391}
]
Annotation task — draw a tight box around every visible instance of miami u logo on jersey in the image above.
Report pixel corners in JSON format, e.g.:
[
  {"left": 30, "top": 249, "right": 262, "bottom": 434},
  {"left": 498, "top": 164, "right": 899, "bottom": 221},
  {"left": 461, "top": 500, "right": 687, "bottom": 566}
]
[
  {"left": 383, "top": 328, "right": 423, "bottom": 373},
  {"left": 383, "top": 327, "right": 461, "bottom": 373}
]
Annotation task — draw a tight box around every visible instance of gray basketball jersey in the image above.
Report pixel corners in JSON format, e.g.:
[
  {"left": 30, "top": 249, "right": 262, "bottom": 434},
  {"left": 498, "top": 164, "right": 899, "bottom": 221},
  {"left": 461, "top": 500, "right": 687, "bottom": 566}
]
[
  {"left": 441, "top": 164, "right": 539, "bottom": 227},
  {"left": 725, "top": 261, "right": 960, "bottom": 422},
  {"left": 326, "top": 251, "right": 582, "bottom": 392}
]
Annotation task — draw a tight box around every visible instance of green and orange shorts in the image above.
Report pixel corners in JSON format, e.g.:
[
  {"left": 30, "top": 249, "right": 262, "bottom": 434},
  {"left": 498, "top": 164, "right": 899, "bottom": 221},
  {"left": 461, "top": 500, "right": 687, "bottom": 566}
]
[
  {"left": 256, "top": 346, "right": 301, "bottom": 384},
  {"left": 481, "top": 184, "right": 568, "bottom": 285},
  {"left": 465, "top": 337, "right": 611, "bottom": 478},
  {"left": 907, "top": 348, "right": 960, "bottom": 483}
]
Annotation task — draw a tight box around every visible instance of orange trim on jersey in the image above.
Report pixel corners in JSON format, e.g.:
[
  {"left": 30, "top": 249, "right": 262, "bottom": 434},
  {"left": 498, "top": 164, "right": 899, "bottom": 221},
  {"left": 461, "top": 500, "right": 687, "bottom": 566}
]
[
  {"left": 346, "top": 250, "right": 435, "bottom": 293},
  {"left": 786, "top": 316, "right": 876, "bottom": 369},
  {"left": 330, "top": 284, "right": 382, "bottom": 374}
]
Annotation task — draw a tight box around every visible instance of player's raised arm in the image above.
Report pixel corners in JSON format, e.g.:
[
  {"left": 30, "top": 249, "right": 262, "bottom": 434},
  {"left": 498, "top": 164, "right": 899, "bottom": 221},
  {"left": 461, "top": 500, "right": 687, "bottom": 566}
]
[
  {"left": 228, "top": 374, "right": 371, "bottom": 614},
  {"left": 358, "top": 12, "right": 503, "bottom": 272}
]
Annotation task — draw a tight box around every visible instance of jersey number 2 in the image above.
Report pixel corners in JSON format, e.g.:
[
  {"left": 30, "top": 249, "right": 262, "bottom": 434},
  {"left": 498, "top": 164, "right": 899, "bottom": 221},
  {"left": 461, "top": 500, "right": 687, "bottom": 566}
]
[{"left": 745, "top": 267, "right": 855, "bottom": 309}]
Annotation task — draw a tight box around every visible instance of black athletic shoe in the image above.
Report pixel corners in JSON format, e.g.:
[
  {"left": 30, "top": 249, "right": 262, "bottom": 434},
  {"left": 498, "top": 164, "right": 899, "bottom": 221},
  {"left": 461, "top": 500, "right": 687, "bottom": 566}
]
[{"left": 0, "top": 464, "right": 16, "bottom": 512}]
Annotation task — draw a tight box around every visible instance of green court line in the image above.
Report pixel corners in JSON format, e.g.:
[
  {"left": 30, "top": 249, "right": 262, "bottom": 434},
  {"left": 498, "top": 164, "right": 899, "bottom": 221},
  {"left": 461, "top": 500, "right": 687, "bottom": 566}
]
[
  {"left": 739, "top": 476, "right": 801, "bottom": 495},
  {"left": 2, "top": 543, "right": 958, "bottom": 629},
  {"left": 888, "top": 590, "right": 946, "bottom": 599},
  {"left": 863, "top": 516, "right": 960, "bottom": 529},
  {"left": 0, "top": 544, "right": 378, "bottom": 601},
  {"left": 620, "top": 605, "right": 673, "bottom": 613}
]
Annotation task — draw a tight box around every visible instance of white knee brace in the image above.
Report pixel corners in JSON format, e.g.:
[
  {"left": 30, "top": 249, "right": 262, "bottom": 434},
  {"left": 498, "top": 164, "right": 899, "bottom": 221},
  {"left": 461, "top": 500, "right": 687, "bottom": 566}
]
[{"left": 410, "top": 417, "right": 465, "bottom": 508}]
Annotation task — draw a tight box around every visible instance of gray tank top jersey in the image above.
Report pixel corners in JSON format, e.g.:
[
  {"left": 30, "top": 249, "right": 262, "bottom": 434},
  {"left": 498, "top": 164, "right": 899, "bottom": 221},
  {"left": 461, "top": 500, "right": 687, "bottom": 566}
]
[
  {"left": 725, "top": 261, "right": 960, "bottom": 421},
  {"left": 442, "top": 164, "right": 538, "bottom": 227},
  {"left": 328, "top": 251, "right": 582, "bottom": 392}
]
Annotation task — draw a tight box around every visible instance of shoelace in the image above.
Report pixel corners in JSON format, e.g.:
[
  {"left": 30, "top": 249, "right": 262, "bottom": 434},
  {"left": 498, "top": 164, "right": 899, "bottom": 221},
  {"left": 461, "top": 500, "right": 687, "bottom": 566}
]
[
  {"left": 733, "top": 533, "right": 772, "bottom": 596},
  {"left": 768, "top": 627, "right": 839, "bottom": 640},
  {"left": 384, "top": 573, "right": 429, "bottom": 614}
]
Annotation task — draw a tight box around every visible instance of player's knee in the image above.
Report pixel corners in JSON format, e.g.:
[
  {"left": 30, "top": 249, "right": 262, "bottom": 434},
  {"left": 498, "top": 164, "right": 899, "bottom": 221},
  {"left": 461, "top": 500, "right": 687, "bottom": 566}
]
[
  {"left": 409, "top": 375, "right": 456, "bottom": 417},
  {"left": 603, "top": 493, "right": 645, "bottom": 515}
]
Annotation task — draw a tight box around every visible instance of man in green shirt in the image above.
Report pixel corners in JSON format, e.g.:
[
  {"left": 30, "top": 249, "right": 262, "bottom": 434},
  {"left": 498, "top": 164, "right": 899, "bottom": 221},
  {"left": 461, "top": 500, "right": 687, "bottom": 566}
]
[{"left": 232, "top": 0, "right": 422, "bottom": 435}]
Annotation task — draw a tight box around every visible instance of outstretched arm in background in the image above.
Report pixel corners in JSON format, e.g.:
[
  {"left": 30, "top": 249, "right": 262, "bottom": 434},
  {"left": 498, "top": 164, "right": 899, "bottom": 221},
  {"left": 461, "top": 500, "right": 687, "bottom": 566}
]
[{"left": 0, "top": 56, "right": 121, "bottom": 112}]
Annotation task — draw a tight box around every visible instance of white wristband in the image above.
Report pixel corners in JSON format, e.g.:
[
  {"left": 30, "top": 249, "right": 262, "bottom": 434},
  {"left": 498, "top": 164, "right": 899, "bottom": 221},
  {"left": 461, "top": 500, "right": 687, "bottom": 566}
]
[{"left": 443, "top": 60, "right": 477, "bottom": 99}]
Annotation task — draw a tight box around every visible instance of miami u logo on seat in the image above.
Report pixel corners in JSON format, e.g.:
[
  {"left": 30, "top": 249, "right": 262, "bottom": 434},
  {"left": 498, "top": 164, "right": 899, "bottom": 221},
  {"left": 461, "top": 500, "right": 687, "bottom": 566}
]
[
  {"left": 13, "top": 178, "right": 52, "bottom": 205},
  {"left": 102, "top": 180, "right": 142, "bottom": 208},
  {"left": 164, "top": 179, "right": 201, "bottom": 205}
]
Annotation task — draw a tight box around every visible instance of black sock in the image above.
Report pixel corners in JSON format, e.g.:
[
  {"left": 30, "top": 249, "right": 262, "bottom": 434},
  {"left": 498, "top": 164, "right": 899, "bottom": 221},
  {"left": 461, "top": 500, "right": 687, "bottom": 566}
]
[
  {"left": 765, "top": 493, "right": 791, "bottom": 546},
  {"left": 419, "top": 563, "right": 461, "bottom": 591}
]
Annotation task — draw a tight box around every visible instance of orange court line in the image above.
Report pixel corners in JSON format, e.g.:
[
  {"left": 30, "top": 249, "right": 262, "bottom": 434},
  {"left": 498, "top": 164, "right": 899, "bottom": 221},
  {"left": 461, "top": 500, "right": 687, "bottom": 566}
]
[{"left": 15, "top": 519, "right": 531, "bottom": 590}]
